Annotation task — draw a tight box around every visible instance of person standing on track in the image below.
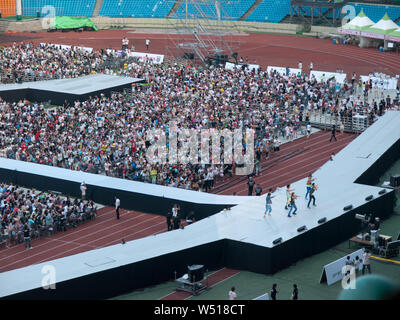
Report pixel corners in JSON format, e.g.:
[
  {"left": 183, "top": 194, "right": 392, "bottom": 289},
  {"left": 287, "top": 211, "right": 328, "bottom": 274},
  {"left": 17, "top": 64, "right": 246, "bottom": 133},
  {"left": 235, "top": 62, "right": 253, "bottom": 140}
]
[
  {"left": 247, "top": 176, "right": 255, "bottom": 196},
  {"left": 145, "top": 39, "right": 150, "bottom": 50},
  {"left": 306, "top": 123, "right": 311, "bottom": 139},
  {"left": 80, "top": 181, "right": 87, "bottom": 200},
  {"left": 330, "top": 125, "right": 337, "bottom": 142},
  {"left": 115, "top": 196, "right": 120, "bottom": 220}
]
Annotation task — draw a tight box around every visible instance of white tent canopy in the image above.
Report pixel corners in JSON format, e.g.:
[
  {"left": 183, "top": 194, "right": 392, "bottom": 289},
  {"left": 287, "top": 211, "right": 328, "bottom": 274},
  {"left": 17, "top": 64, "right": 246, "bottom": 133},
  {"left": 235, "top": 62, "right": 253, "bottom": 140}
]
[
  {"left": 361, "top": 13, "right": 399, "bottom": 39},
  {"left": 338, "top": 9, "right": 374, "bottom": 35}
]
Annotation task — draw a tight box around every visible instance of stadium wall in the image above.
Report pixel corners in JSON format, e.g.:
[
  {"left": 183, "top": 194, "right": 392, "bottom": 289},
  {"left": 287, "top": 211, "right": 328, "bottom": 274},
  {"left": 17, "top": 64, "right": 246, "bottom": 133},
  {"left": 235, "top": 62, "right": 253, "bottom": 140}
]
[{"left": 1, "top": 17, "right": 337, "bottom": 36}]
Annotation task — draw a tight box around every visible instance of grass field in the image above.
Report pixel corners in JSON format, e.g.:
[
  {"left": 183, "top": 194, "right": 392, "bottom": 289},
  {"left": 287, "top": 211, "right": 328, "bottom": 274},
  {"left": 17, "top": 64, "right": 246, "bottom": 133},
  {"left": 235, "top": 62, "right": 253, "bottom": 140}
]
[{"left": 112, "top": 160, "right": 400, "bottom": 300}]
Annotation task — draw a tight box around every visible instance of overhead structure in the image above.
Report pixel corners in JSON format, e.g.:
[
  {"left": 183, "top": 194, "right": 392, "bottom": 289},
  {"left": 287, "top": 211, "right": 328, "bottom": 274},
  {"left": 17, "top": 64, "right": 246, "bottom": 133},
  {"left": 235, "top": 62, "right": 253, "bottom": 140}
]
[
  {"left": 290, "top": 0, "right": 349, "bottom": 28},
  {"left": 164, "top": 0, "right": 242, "bottom": 64}
]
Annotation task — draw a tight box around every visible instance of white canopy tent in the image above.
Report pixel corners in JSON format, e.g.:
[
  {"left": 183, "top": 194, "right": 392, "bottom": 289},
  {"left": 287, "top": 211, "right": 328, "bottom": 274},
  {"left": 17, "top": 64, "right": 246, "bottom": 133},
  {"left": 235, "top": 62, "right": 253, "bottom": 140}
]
[{"left": 338, "top": 9, "right": 374, "bottom": 36}]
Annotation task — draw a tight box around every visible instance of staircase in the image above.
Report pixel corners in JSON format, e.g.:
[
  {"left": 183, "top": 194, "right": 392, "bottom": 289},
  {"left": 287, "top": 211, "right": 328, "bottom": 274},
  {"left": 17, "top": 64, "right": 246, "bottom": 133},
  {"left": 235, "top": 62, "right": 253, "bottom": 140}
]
[
  {"left": 239, "top": 0, "right": 262, "bottom": 21},
  {"left": 167, "top": 0, "right": 183, "bottom": 18},
  {"left": 92, "top": 0, "right": 104, "bottom": 17}
]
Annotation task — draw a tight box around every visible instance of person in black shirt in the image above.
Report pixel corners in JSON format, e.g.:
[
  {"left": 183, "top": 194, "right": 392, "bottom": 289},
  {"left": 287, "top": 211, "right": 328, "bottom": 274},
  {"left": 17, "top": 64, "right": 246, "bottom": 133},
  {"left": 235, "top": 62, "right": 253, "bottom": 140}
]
[
  {"left": 166, "top": 211, "right": 173, "bottom": 231},
  {"left": 329, "top": 125, "right": 337, "bottom": 142},
  {"left": 23, "top": 223, "right": 32, "bottom": 250},
  {"left": 255, "top": 184, "right": 262, "bottom": 196},
  {"left": 307, "top": 183, "right": 317, "bottom": 208},
  {"left": 270, "top": 283, "right": 279, "bottom": 300},
  {"left": 247, "top": 176, "right": 255, "bottom": 196},
  {"left": 292, "top": 284, "right": 298, "bottom": 300}
]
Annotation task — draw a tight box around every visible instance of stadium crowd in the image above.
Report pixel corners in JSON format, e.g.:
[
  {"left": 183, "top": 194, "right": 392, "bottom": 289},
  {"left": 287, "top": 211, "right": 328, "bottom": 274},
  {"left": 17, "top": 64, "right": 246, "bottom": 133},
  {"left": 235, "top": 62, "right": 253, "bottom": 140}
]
[
  {"left": 0, "top": 43, "right": 399, "bottom": 192},
  {"left": 0, "top": 183, "right": 97, "bottom": 248},
  {"left": 0, "top": 42, "right": 107, "bottom": 83}
]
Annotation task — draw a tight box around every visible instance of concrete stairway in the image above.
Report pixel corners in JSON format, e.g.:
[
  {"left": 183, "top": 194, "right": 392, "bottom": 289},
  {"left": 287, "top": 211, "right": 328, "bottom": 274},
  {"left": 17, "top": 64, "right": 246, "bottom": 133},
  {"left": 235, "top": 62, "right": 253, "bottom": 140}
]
[
  {"left": 167, "top": 0, "right": 183, "bottom": 18},
  {"left": 92, "top": 0, "right": 104, "bottom": 17},
  {"left": 239, "top": 0, "right": 262, "bottom": 21}
]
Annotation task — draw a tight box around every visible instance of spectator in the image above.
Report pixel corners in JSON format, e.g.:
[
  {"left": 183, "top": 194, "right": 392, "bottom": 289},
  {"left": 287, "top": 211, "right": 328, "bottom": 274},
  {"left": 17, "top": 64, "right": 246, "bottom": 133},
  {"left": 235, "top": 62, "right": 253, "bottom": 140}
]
[{"left": 228, "top": 286, "right": 237, "bottom": 300}]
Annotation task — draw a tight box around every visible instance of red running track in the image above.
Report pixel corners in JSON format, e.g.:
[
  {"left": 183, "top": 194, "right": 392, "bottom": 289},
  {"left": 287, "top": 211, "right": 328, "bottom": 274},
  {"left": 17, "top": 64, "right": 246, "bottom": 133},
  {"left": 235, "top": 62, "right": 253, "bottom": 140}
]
[
  {"left": 0, "top": 30, "right": 399, "bottom": 77},
  {"left": 213, "top": 130, "right": 356, "bottom": 196},
  {"left": 0, "top": 208, "right": 170, "bottom": 273}
]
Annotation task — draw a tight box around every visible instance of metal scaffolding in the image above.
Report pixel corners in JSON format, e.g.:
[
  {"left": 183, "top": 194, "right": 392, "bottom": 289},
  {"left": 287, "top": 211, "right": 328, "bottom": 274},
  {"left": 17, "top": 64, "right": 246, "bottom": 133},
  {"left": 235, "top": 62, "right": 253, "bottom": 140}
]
[
  {"left": 164, "top": 0, "right": 242, "bottom": 64},
  {"left": 290, "top": 0, "right": 349, "bottom": 28}
]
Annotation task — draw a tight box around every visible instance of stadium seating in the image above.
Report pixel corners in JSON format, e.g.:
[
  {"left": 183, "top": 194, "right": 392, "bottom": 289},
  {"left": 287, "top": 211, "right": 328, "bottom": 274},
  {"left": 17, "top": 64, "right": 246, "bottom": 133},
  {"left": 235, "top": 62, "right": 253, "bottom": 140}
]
[
  {"left": 173, "top": 0, "right": 256, "bottom": 20},
  {"left": 99, "top": 0, "right": 175, "bottom": 18},
  {"left": 0, "top": 0, "right": 16, "bottom": 17},
  {"left": 246, "top": 0, "right": 290, "bottom": 23},
  {"left": 22, "top": 0, "right": 96, "bottom": 17}
]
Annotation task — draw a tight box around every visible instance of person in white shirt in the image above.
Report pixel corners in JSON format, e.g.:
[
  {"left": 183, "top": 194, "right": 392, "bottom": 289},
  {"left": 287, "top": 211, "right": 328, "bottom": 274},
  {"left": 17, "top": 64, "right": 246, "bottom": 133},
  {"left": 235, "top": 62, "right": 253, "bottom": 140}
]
[
  {"left": 309, "top": 62, "right": 313, "bottom": 72},
  {"left": 145, "top": 39, "right": 150, "bottom": 50},
  {"left": 80, "top": 182, "right": 87, "bottom": 200},
  {"left": 115, "top": 196, "right": 120, "bottom": 220},
  {"left": 228, "top": 287, "right": 237, "bottom": 300},
  {"left": 362, "top": 250, "right": 371, "bottom": 275}
]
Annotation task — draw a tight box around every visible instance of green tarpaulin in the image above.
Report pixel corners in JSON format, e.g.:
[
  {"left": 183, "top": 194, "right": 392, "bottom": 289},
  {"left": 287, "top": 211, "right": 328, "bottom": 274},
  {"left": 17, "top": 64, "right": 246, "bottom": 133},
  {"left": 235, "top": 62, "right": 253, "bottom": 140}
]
[{"left": 54, "top": 16, "right": 98, "bottom": 31}]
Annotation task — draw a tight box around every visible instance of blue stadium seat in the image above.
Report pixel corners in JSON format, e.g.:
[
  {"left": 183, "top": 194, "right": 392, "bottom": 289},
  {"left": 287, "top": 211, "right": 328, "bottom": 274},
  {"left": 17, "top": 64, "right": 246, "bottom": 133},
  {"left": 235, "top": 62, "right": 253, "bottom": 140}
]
[
  {"left": 22, "top": 0, "right": 96, "bottom": 17},
  {"left": 99, "top": 0, "right": 175, "bottom": 18},
  {"left": 173, "top": 0, "right": 256, "bottom": 21},
  {"left": 246, "top": 0, "right": 290, "bottom": 23}
]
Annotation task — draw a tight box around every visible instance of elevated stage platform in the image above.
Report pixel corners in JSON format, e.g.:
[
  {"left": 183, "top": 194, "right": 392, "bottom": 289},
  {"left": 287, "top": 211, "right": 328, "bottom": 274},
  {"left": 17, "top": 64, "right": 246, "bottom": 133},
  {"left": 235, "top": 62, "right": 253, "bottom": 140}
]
[
  {"left": 0, "top": 74, "right": 143, "bottom": 105},
  {"left": 0, "top": 112, "right": 399, "bottom": 299}
]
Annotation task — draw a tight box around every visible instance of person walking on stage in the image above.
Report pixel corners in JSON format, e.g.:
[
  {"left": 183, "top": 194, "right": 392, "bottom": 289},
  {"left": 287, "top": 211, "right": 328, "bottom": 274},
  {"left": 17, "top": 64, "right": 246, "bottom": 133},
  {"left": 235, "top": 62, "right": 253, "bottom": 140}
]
[
  {"left": 115, "top": 196, "right": 120, "bottom": 220},
  {"left": 330, "top": 125, "right": 337, "bottom": 142},
  {"left": 288, "top": 192, "right": 298, "bottom": 217},
  {"left": 305, "top": 174, "right": 314, "bottom": 200},
  {"left": 307, "top": 183, "right": 317, "bottom": 208},
  {"left": 264, "top": 192, "right": 274, "bottom": 217},
  {"left": 284, "top": 184, "right": 293, "bottom": 210}
]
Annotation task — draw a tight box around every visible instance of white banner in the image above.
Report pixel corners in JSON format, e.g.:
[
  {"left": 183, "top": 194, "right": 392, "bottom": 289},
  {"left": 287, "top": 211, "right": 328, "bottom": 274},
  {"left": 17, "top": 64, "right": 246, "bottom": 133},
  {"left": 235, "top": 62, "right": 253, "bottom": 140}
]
[
  {"left": 106, "top": 49, "right": 164, "bottom": 64},
  {"left": 320, "top": 248, "right": 364, "bottom": 285},
  {"left": 267, "top": 66, "right": 301, "bottom": 76},
  {"left": 40, "top": 43, "right": 93, "bottom": 53},
  {"left": 225, "top": 62, "right": 260, "bottom": 72},
  {"left": 360, "top": 75, "right": 398, "bottom": 90},
  {"left": 361, "top": 32, "right": 385, "bottom": 40},
  {"left": 386, "top": 35, "right": 400, "bottom": 43},
  {"left": 310, "top": 70, "right": 347, "bottom": 84},
  {"left": 338, "top": 28, "right": 360, "bottom": 36},
  {"left": 128, "top": 51, "right": 164, "bottom": 64}
]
